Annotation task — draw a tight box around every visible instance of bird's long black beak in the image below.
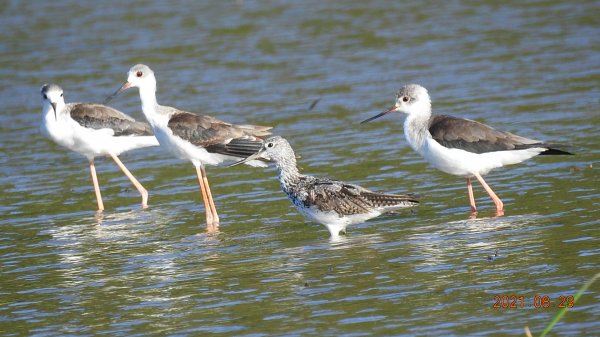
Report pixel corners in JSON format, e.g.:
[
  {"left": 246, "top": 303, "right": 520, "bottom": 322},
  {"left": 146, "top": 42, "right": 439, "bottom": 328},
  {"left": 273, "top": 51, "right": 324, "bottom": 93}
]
[
  {"left": 104, "top": 82, "right": 133, "bottom": 104},
  {"left": 229, "top": 151, "right": 266, "bottom": 167},
  {"left": 51, "top": 102, "right": 58, "bottom": 121},
  {"left": 360, "top": 105, "right": 397, "bottom": 124}
]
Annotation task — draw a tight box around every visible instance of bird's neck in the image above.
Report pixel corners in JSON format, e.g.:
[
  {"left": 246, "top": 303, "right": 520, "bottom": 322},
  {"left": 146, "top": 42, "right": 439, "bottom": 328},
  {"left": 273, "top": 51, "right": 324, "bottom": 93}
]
[
  {"left": 275, "top": 156, "right": 302, "bottom": 190},
  {"left": 403, "top": 107, "right": 432, "bottom": 154},
  {"left": 42, "top": 103, "right": 54, "bottom": 123},
  {"left": 41, "top": 102, "right": 71, "bottom": 142},
  {"left": 138, "top": 84, "right": 163, "bottom": 127},
  {"left": 42, "top": 101, "right": 67, "bottom": 124}
]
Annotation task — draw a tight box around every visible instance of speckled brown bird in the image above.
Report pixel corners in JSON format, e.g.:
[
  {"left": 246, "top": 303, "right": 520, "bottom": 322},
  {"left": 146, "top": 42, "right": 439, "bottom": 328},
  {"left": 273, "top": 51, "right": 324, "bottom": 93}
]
[{"left": 233, "top": 136, "right": 418, "bottom": 238}]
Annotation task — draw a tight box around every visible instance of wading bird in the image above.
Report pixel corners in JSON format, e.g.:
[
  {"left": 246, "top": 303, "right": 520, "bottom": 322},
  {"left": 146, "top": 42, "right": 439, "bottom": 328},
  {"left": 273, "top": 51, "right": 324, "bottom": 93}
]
[
  {"left": 106, "top": 64, "right": 271, "bottom": 231},
  {"left": 233, "top": 136, "right": 418, "bottom": 238},
  {"left": 361, "top": 84, "right": 572, "bottom": 216},
  {"left": 40, "top": 83, "right": 159, "bottom": 211}
]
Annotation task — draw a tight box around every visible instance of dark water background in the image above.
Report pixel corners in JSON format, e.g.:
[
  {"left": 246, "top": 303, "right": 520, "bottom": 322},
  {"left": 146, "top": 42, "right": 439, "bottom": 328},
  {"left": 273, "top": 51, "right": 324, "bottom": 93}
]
[{"left": 1, "top": 1, "right": 598, "bottom": 336}]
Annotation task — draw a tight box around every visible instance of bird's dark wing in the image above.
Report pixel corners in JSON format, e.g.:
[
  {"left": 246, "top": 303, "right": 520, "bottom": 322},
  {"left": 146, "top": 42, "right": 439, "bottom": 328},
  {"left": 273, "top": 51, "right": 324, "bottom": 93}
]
[
  {"left": 428, "top": 115, "right": 565, "bottom": 154},
  {"left": 69, "top": 103, "right": 153, "bottom": 136},
  {"left": 302, "top": 178, "right": 418, "bottom": 215},
  {"left": 167, "top": 111, "right": 272, "bottom": 158}
]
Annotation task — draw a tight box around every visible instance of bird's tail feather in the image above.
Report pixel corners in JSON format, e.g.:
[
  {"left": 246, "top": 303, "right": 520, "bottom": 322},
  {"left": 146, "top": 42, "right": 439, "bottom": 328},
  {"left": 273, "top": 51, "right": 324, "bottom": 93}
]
[
  {"left": 515, "top": 143, "right": 574, "bottom": 155},
  {"left": 539, "top": 144, "right": 574, "bottom": 155},
  {"left": 205, "top": 138, "right": 265, "bottom": 158},
  {"left": 363, "top": 192, "right": 419, "bottom": 209}
]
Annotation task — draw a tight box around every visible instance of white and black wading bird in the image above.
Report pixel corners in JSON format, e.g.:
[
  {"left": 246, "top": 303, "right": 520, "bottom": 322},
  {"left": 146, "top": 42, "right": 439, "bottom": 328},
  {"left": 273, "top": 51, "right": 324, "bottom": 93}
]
[
  {"left": 361, "top": 84, "right": 573, "bottom": 216},
  {"left": 40, "top": 83, "right": 159, "bottom": 211},
  {"left": 106, "top": 64, "right": 271, "bottom": 231}
]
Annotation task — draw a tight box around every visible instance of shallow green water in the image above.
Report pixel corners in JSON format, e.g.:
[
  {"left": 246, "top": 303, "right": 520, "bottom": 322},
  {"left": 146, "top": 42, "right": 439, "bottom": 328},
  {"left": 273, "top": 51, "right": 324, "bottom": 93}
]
[{"left": 1, "top": 1, "right": 599, "bottom": 336}]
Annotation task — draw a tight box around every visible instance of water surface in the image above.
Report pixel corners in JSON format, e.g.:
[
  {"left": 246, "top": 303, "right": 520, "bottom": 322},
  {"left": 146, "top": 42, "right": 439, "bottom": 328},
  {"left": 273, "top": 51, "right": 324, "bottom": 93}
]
[{"left": 1, "top": 1, "right": 599, "bottom": 336}]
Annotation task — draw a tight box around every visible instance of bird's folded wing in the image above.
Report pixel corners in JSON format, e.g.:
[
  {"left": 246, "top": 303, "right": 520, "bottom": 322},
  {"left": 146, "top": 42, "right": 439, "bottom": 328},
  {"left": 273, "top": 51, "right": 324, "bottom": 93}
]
[
  {"left": 69, "top": 103, "right": 153, "bottom": 136},
  {"left": 168, "top": 111, "right": 272, "bottom": 157},
  {"left": 304, "top": 180, "right": 374, "bottom": 215},
  {"left": 429, "top": 114, "right": 544, "bottom": 154}
]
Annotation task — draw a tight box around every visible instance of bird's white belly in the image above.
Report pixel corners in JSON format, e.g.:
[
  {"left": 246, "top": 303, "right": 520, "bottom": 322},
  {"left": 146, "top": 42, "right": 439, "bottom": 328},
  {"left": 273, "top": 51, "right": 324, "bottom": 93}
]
[
  {"left": 296, "top": 205, "right": 380, "bottom": 237},
  {"left": 422, "top": 138, "right": 545, "bottom": 177},
  {"left": 41, "top": 119, "right": 95, "bottom": 158}
]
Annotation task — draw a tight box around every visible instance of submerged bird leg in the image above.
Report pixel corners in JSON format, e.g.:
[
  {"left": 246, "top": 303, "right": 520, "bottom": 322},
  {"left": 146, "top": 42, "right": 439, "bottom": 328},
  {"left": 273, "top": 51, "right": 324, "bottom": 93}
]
[
  {"left": 467, "top": 177, "right": 477, "bottom": 215},
  {"left": 201, "top": 165, "right": 220, "bottom": 228},
  {"left": 110, "top": 153, "right": 148, "bottom": 209},
  {"left": 89, "top": 159, "right": 104, "bottom": 211},
  {"left": 195, "top": 165, "right": 217, "bottom": 231},
  {"left": 473, "top": 173, "right": 504, "bottom": 216}
]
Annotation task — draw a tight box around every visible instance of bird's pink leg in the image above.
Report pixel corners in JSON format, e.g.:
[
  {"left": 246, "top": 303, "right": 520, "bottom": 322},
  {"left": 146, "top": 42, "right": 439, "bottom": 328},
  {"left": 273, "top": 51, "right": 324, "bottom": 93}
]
[
  {"left": 110, "top": 154, "right": 148, "bottom": 209},
  {"left": 201, "top": 165, "right": 220, "bottom": 229},
  {"left": 467, "top": 177, "right": 477, "bottom": 215},
  {"left": 473, "top": 172, "right": 504, "bottom": 216},
  {"left": 195, "top": 165, "right": 217, "bottom": 232},
  {"left": 89, "top": 160, "right": 104, "bottom": 211}
]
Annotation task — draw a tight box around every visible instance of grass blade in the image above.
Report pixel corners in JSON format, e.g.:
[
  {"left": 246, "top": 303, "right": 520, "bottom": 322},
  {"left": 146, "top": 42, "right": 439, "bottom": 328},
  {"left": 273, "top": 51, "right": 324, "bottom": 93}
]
[{"left": 538, "top": 272, "right": 599, "bottom": 337}]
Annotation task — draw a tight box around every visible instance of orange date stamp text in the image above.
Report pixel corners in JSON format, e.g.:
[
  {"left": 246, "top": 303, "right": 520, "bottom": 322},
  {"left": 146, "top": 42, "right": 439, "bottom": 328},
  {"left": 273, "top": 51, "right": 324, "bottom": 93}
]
[{"left": 492, "top": 295, "right": 574, "bottom": 309}]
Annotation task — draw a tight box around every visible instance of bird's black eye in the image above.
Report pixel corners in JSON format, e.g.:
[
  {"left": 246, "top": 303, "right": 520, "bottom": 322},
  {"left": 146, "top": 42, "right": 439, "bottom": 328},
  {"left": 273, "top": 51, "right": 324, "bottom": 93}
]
[
  {"left": 60, "top": 93, "right": 63, "bottom": 97},
  {"left": 136, "top": 71, "right": 143, "bottom": 77},
  {"left": 266, "top": 142, "right": 274, "bottom": 148},
  {"left": 402, "top": 96, "right": 410, "bottom": 102}
]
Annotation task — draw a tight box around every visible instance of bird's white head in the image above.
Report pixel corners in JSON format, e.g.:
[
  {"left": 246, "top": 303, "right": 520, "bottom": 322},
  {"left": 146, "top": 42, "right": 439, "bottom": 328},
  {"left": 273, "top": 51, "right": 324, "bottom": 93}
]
[
  {"left": 40, "top": 83, "right": 65, "bottom": 121},
  {"left": 360, "top": 84, "right": 432, "bottom": 124},
  {"left": 105, "top": 64, "right": 156, "bottom": 104},
  {"left": 393, "top": 84, "right": 431, "bottom": 116},
  {"left": 125, "top": 64, "right": 156, "bottom": 90}
]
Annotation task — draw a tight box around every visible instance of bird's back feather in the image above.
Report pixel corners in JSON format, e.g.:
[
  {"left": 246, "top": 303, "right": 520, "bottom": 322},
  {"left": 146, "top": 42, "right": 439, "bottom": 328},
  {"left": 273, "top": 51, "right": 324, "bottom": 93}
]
[{"left": 292, "top": 177, "right": 418, "bottom": 216}]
